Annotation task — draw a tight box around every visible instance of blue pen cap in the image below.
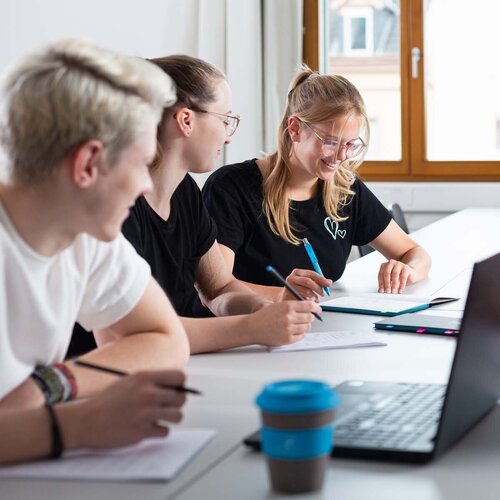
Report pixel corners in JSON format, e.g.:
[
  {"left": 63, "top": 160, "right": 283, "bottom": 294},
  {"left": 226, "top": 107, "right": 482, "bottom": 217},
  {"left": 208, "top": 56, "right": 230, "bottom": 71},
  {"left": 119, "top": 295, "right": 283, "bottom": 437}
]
[{"left": 256, "top": 380, "right": 339, "bottom": 415}]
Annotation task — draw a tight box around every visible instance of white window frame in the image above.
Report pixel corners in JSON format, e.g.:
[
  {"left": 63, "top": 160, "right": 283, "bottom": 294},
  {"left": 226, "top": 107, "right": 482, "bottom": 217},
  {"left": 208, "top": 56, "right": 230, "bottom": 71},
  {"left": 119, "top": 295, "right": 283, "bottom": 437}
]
[{"left": 342, "top": 7, "right": 374, "bottom": 55}]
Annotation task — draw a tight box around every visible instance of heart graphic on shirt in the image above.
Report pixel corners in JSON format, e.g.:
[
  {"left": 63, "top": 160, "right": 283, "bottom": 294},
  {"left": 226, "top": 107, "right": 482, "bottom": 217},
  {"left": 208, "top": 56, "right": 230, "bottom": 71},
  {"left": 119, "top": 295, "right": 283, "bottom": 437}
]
[{"left": 324, "top": 217, "right": 346, "bottom": 240}]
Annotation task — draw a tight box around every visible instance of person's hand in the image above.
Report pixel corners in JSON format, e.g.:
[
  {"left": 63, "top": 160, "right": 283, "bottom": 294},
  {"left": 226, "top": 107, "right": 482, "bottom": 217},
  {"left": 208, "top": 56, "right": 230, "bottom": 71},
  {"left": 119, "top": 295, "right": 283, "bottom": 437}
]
[
  {"left": 378, "top": 259, "right": 417, "bottom": 294},
  {"left": 61, "top": 370, "right": 187, "bottom": 450},
  {"left": 276, "top": 269, "right": 332, "bottom": 302},
  {"left": 0, "top": 377, "right": 46, "bottom": 410},
  {"left": 244, "top": 300, "right": 322, "bottom": 347}
]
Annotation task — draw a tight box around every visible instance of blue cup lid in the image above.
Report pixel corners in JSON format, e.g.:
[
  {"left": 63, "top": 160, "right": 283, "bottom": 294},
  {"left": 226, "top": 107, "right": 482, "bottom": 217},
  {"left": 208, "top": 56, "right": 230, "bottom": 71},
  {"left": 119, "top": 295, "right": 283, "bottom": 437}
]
[{"left": 256, "top": 379, "right": 339, "bottom": 414}]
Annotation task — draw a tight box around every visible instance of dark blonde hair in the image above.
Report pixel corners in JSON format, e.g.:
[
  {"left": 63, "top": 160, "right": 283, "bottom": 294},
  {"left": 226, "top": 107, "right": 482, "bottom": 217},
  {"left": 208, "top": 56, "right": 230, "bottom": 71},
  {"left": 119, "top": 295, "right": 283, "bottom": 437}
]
[
  {"left": 149, "top": 55, "right": 226, "bottom": 170},
  {"left": 263, "top": 66, "right": 369, "bottom": 245}
]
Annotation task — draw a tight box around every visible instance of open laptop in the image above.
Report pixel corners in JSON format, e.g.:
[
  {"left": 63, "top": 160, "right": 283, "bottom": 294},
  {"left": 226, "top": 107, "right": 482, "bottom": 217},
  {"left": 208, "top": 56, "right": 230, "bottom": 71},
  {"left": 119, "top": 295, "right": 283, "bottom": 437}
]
[{"left": 244, "top": 252, "right": 500, "bottom": 463}]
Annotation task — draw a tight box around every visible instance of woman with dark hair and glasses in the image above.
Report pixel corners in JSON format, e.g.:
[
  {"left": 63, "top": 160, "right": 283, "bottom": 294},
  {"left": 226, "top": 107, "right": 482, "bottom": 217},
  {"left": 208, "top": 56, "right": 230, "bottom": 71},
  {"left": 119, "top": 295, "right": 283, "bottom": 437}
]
[
  {"left": 203, "top": 67, "right": 431, "bottom": 298},
  {"left": 113, "top": 55, "right": 321, "bottom": 354}
]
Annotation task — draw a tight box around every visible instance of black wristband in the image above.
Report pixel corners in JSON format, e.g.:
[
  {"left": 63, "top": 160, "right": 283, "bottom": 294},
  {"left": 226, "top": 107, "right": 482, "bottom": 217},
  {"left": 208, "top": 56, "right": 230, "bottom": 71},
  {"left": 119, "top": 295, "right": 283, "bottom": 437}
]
[{"left": 45, "top": 403, "right": 63, "bottom": 459}]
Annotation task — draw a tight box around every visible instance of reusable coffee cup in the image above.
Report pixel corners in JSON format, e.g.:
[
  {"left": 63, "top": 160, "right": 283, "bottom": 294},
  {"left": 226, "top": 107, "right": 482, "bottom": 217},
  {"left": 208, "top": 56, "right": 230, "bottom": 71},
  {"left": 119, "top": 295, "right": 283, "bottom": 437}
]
[{"left": 256, "top": 379, "right": 339, "bottom": 493}]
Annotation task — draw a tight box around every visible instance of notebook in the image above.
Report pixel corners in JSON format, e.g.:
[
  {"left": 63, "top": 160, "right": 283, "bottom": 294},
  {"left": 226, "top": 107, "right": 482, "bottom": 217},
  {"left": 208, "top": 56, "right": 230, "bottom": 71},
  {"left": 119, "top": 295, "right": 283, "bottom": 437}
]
[
  {"left": 0, "top": 428, "right": 215, "bottom": 481},
  {"left": 321, "top": 295, "right": 459, "bottom": 317},
  {"left": 245, "top": 252, "right": 500, "bottom": 463},
  {"left": 374, "top": 313, "right": 461, "bottom": 336}
]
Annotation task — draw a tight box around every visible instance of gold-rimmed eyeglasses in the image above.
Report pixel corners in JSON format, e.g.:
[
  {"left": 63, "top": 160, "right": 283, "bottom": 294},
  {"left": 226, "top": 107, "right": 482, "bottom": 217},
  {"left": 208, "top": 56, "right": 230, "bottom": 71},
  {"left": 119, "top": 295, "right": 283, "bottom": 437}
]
[
  {"left": 301, "top": 120, "right": 366, "bottom": 159},
  {"left": 195, "top": 110, "right": 241, "bottom": 137}
]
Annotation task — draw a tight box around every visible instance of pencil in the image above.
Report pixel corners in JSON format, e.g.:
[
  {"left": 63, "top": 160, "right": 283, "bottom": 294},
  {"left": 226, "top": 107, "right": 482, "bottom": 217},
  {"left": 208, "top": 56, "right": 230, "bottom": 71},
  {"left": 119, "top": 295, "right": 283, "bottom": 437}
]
[
  {"left": 265, "top": 265, "right": 323, "bottom": 322},
  {"left": 73, "top": 359, "right": 202, "bottom": 395}
]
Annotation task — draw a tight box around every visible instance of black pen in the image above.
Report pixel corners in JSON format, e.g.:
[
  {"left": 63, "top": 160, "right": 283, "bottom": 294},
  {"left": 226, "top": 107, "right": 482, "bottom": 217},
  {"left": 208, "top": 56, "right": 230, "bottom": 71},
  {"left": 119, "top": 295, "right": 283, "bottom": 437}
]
[
  {"left": 73, "top": 359, "right": 202, "bottom": 395},
  {"left": 266, "top": 265, "right": 323, "bottom": 322}
]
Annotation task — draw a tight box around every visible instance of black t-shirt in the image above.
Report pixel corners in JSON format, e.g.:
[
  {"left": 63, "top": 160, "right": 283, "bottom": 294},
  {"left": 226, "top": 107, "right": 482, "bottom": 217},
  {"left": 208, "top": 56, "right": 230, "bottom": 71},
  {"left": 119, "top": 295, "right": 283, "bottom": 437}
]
[
  {"left": 202, "top": 159, "right": 392, "bottom": 286},
  {"left": 122, "top": 174, "right": 217, "bottom": 317}
]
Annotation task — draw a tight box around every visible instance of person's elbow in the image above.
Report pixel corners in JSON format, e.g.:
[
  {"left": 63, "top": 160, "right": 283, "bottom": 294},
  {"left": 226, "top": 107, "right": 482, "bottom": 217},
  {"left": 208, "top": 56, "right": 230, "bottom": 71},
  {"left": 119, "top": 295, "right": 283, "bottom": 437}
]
[{"left": 157, "top": 318, "right": 190, "bottom": 368}]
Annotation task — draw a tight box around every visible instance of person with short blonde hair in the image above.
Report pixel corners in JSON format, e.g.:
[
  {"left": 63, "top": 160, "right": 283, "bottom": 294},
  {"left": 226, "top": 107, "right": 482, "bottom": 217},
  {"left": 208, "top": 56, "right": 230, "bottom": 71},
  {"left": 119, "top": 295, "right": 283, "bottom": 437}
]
[
  {"left": 0, "top": 39, "right": 190, "bottom": 465},
  {"left": 0, "top": 38, "right": 173, "bottom": 185},
  {"left": 203, "top": 67, "right": 431, "bottom": 297}
]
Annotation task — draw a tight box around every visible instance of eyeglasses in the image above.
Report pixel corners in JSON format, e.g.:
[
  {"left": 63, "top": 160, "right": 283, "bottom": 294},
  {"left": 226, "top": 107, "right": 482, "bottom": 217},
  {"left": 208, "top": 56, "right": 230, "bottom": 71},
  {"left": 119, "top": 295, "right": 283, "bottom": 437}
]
[
  {"left": 195, "top": 110, "right": 241, "bottom": 137},
  {"left": 301, "top": 120, "right": 366, "bottom": 159}
]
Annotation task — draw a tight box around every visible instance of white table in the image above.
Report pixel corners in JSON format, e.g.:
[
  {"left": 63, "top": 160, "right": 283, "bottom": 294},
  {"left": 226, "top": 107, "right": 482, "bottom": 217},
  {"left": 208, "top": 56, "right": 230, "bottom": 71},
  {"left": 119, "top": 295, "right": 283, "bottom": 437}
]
[
  {"left": 174, "top": 208, "right": 500, "bottom": 500},
  {"left": 1, "top": 208, "right": 499, "bottom": 500}
]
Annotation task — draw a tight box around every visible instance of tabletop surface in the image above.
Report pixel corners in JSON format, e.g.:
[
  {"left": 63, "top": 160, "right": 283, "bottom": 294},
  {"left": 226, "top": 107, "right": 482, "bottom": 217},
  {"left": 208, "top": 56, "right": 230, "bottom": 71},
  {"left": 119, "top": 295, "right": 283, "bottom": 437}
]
[{"left": 2, "top": 208, "right": 500, "bottom": 500}]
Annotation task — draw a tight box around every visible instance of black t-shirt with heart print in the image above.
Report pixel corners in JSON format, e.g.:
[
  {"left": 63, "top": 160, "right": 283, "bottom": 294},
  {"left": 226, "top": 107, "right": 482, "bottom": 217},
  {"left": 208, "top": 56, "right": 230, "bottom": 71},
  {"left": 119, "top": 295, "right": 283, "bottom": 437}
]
[{"left": 202, "top": 159, "right": 392, "bottom": 286}]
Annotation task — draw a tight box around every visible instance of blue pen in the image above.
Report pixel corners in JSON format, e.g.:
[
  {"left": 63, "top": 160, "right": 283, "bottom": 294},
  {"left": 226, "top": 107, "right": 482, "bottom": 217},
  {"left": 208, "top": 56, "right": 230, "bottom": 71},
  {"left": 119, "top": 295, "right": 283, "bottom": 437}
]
[{"left": 302, "top": 238, "right": 331, "bottom": 296}]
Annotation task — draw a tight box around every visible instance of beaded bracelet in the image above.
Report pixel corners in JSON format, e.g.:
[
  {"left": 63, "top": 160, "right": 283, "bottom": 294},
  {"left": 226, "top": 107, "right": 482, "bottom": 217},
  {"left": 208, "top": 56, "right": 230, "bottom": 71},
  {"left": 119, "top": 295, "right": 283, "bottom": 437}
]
[
  {"left": 31, "top": 364, "right": 78, "bottom": 405},
  {"left": 54, "top": 363, "right": 78, "bottom": 401},
  {"left": 45, "top": 403, "right": 63, "bottom": 459}
]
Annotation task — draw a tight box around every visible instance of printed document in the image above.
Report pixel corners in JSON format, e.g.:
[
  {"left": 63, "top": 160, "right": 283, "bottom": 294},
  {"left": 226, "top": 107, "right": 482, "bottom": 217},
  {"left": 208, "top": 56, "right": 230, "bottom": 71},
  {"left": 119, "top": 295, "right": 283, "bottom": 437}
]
[{"left": 269, "top": 330, "right": 386, "bottom": 353}]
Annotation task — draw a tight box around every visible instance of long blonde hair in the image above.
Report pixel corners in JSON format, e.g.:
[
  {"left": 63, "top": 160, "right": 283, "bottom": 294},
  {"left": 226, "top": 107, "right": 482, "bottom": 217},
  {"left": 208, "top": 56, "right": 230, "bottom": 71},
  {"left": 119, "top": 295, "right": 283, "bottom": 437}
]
[{"left": 263, "top": 67, "right": 369, "bottom": 245}]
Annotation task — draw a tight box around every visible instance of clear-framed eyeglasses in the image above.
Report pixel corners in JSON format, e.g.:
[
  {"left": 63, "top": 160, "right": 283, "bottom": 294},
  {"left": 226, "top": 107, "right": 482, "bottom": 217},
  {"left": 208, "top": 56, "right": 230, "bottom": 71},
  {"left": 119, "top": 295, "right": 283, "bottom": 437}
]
[
  {"left": 196, "top": 110, "right": 241, "bottom": 137},
  {"left": 301, "top": 120, "right": 366, "bottom": 159}
]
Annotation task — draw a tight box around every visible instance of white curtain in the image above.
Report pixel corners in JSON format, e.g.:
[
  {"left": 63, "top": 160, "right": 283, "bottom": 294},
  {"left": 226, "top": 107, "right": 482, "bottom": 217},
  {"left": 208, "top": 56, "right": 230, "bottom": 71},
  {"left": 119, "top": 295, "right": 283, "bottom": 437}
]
[
  {"left": 262, "top": 0, "right": 303, "bottom": 154},
  {"left": 186, "top": 0, "right": 303, "bottom": 175}
]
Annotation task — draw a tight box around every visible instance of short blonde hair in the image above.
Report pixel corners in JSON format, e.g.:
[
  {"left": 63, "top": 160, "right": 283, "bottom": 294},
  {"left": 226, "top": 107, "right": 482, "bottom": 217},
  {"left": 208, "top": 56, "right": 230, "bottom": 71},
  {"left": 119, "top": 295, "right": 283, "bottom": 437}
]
[{"left": 0, "top": 38, "right": 176, "bottom": 184}]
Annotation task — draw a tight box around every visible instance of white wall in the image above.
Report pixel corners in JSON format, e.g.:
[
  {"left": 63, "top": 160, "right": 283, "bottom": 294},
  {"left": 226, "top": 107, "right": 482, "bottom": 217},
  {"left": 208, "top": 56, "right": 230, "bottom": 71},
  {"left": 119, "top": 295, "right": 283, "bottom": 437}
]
[
  {"left": 367, "top": 182, "right": 500, "bottom": 232},
  {"left": 0, "top": 0, "right": 183, "bottom": 64},
  {"left": 0, "top": 0, "right": 264, "bottom": 173}
]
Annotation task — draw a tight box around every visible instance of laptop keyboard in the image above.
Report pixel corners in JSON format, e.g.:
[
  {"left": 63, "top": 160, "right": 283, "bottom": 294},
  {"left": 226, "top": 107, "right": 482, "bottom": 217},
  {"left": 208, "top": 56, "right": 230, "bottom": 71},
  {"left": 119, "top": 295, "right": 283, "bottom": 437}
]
[{"left": 334, "top": 383, "right": 446, "bottom": 450}]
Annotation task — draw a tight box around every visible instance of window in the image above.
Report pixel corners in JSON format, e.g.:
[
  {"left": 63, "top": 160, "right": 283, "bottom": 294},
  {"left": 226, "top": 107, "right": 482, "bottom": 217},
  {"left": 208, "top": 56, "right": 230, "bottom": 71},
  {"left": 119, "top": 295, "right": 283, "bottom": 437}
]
[
  {"left": 342, "top": 8, "right": 373, "bottom": 54},
  {"left": 304, "top": 0, "right": 500, "bottom": 180}
]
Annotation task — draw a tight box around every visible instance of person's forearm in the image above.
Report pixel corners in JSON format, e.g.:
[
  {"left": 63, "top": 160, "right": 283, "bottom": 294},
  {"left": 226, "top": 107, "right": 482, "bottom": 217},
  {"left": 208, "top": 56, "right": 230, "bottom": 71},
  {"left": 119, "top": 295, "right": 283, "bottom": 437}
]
[
  {"left": 0, "top": 403, "right": 91, "bottom": 465},
  {"left": 401, "top": 246, "right": 432, "bottom": 283},
  {"left": 207, "top": 279, "right": 282, "bottom": 307},
  {"left": 0, "top": 407, "right": 54, "bottom": 464},
  {"left": 207, "top": 290, "right": 272, "bottom": 316},
  {"left": 69, "top": 331, "right": 189, "bottom": 399},
  {"left": 202, "top": 279, "right": 273, "bottom": 316},
  {"left": 181, "top": 316, "right": 256, "bottom": 354}
]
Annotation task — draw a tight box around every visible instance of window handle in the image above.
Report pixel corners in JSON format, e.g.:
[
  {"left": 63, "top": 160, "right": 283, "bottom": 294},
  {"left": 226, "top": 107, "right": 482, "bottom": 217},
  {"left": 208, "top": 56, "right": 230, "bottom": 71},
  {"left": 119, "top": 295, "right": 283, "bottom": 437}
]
[{"left": 411, "top": 47, "right": 421, "bottom": 79}]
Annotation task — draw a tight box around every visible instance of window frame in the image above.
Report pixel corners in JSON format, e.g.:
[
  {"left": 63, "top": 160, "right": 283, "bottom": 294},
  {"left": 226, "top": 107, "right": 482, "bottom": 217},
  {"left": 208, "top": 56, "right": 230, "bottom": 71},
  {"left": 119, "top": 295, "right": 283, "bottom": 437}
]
[
  {"left": 342, "top": 7, "right": 373, "bottom": 55},
  {"left": 303, "top": 0, "right": 500, "bottom": 181}
]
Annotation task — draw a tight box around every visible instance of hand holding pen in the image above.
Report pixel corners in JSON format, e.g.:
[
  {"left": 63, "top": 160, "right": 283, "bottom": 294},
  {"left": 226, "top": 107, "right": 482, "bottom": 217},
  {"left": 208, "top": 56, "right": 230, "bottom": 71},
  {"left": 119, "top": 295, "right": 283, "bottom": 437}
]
[
  {"left": 266, "top": 266, "right": 323, "bottom": 322},
  {"left": 302, "top": 238, "right": 331, "bottom": 297},
  {"left": 65, "top": 363, "right": 194, "bottom": 449}
]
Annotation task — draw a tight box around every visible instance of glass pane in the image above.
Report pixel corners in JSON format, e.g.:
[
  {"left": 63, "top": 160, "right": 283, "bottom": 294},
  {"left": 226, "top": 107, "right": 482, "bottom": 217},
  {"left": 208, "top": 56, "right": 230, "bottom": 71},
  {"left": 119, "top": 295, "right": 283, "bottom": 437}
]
[
  {"left": 351, "top": 18, "right": 367, "bottom": 49},
  {"left": 324, "top": 0, "right": 401, "bottom": 161},
  {"left": 425, "top": 0, "right": 500, "bottom": 160}
]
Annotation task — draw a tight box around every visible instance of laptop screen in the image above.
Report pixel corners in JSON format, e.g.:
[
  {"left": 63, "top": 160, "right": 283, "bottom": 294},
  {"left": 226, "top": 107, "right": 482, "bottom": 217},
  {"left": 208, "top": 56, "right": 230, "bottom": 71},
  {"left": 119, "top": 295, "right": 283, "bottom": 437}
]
[{"left": 434, "top": 252, "right": 500, "bottom": 457}]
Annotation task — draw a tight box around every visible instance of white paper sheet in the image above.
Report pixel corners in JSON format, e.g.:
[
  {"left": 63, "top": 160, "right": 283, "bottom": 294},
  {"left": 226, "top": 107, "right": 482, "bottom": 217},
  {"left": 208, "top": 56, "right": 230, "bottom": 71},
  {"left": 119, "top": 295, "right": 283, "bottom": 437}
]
[
  {"left": 0, "top": 427, "right": 215, "bottom": 481},
  {"left": 321, "top": 294, "right": 429, "bottom": 313},
  {"left": 269, "top": 330, "right": 387, "bottom": 353}
]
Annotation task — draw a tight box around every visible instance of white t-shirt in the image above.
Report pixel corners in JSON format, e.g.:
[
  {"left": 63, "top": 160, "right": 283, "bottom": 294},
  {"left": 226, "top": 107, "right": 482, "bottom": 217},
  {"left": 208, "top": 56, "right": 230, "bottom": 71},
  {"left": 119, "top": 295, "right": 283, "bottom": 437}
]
[{"left": 0, "top": 203, "right": 151, "bottom": 399}]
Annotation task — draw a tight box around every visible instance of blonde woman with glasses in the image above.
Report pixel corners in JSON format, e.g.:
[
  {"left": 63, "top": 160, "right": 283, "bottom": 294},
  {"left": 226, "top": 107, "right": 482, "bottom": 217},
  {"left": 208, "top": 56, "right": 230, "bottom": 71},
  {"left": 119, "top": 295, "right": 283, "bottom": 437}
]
[
  {"left": 113, "top": 56, "right": 321, "bottom": 355},
  {"left": 203, "top": 67, "right": 431, "bottom": 298}
]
